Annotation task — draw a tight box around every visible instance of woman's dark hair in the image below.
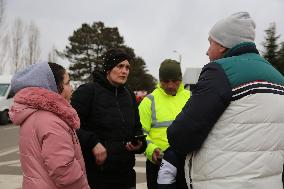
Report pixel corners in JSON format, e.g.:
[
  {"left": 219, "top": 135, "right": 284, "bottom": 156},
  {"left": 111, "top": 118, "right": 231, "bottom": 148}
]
[{"left": 48, "top": 62, "right": 66, "bottom": 93}]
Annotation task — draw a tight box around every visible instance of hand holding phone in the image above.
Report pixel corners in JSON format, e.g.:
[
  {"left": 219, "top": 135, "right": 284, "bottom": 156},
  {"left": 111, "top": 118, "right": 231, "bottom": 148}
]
[{"left": 130, "top": 134, "right": 146, "bottom": 145}]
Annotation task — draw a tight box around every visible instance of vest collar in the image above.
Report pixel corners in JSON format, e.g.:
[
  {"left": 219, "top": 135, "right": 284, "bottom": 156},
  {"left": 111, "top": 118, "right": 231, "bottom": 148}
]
[{"left": 222, "top": 42, "right": 259, "bottom": 59}]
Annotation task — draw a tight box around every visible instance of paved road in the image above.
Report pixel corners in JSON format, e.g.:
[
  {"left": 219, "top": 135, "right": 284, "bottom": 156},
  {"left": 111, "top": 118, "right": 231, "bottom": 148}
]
[{"left": 0, "top": 124, "right": 147, "bottom": 189}]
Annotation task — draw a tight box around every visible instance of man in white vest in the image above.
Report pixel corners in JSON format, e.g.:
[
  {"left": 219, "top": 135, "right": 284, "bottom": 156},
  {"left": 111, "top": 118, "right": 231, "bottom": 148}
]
[{"left": 165, "top": 12, "right": 284, "bottom": 189}]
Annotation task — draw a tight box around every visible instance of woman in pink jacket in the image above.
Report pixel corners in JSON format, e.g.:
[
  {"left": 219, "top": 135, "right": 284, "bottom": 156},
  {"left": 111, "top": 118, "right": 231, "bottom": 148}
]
[{"left": 9, "top": 62, "right": 90, "bottom": 189}]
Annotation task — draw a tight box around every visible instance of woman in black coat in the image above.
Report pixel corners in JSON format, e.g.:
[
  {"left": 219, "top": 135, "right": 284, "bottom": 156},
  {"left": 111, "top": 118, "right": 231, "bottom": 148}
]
[{"left": 71, "top": 48, "right": 146, "bottom": 189}]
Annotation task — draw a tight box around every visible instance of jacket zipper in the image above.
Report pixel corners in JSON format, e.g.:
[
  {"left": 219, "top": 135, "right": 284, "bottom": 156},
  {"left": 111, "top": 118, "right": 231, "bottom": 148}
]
[{"left": 115, "top": 88, "right": 128, "bottom": 137}]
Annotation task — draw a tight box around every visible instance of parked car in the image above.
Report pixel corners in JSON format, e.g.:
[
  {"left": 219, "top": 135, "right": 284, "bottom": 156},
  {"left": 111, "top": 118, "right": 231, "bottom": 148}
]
[{"left": 0, "top": 75, "right": 13, "bottom": 125}]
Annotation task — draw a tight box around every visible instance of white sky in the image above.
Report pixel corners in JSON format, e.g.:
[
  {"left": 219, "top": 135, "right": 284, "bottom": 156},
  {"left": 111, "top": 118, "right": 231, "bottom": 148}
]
[{"left": 5, "top": 0, "right": 284, "bottom": 78}]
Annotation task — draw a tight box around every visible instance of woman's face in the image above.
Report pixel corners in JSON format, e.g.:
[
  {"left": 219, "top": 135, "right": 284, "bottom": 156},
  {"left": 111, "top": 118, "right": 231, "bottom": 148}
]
[
  {"left": 60, "top": 71, "right": 73, "bottom": 102},
  {"left": 106, "top": 60, "right": 130, "bottom": 87}
]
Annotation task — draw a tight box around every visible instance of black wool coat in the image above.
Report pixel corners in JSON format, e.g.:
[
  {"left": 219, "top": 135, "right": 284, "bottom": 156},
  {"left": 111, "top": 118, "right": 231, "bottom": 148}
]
[{"left": 71, "top": 71, "right": 146, "bottom": 188}]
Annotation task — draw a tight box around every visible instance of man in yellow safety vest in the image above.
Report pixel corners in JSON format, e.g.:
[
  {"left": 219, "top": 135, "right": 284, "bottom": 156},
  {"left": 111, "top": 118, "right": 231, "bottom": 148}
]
[{"left": 139, "top": 59, "right": 190, "bottom": 189}]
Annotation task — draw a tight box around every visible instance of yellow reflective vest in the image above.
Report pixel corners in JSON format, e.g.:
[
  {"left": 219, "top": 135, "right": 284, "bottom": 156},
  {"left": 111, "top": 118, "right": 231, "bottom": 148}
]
[{"left": 138, "top": 83, "right": 190, "bottom": 162}]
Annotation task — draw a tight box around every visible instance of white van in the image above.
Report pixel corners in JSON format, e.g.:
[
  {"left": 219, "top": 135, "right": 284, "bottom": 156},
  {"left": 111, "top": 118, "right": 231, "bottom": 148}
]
[{"left": 0, "top": 75, "right": 13, "bottom": 125}]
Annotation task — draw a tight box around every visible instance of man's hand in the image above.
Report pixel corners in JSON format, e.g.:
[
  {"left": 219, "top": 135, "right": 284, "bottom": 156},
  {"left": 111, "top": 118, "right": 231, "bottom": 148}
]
[
  {"left": 152, "top": 148, "right": 163, "bottom": 165},
  {"left": 125, "top": 141, "right": 143, "bottom": 151},
  {"left": 92, "top": 142, "right": 107, "bottom": 165}
]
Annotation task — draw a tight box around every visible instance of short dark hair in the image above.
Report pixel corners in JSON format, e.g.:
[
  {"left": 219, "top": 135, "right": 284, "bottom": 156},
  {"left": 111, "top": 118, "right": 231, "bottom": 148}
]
[{"left": 48, "top": 62, "right": 66, "bottom": 93}]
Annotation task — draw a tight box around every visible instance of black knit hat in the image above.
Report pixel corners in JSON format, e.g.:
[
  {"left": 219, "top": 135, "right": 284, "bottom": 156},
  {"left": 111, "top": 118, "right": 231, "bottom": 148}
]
[
  {"left": 159, "top": 59, "right": 182, "bottom": 81},
  {"left": 103, "top": 48, "right": 130, "bottom": 73}
]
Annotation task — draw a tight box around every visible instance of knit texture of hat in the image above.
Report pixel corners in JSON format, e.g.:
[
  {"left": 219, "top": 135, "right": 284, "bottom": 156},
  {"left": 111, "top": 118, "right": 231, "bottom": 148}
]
[
  {"left": 209, "top": 12, "right": 256, "bottom": 48},
  {"left": 103, "top": 48, "right": 130, "bottom": 73},
  {"left": 159, "top": 59, "right": 182, "bottom": 81},
  {"left": 11, "top": 62, "right": 58, "bottom": 94}
]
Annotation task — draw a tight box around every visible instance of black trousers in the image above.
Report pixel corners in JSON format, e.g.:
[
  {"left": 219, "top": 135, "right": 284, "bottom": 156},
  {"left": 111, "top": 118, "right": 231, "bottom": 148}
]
[
  {"left": 146, "top": 160, "right": 160, "bottom": 189},
  {"left": 88, "top": 167, "right": 136, "bottom": 189}
]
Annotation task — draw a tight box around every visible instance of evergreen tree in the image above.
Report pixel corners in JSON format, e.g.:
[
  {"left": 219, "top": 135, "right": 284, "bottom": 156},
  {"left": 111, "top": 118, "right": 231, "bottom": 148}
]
[
  {"left": 277, "top": 42, "right": 284, "bottom": 75},
  {"left": 60, "top": 21, "right": 156, "bottom": 91},
  {"left": 61, "top": 22, "right": 124, "bottom": 81},
  {"left": 128, "top": 57, "right": 157, "bottom": 93},
  {"left": 262, "top": 23, "right": 281, "bottom": 70}
]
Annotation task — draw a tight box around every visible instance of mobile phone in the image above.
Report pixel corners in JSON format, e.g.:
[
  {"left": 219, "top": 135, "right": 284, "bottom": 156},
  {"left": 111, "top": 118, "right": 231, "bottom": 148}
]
[{"left": 130, "top": 134, "right": 146, "bottom": 145}]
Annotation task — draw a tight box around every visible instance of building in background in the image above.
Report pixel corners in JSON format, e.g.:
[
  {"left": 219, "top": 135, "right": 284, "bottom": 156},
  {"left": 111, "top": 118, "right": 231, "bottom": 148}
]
[{"left": 183, "top": 67, "right": 202, "bottom": 91}]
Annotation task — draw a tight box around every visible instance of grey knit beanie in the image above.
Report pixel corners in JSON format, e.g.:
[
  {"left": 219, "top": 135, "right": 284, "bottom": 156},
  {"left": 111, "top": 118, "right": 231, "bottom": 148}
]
[
  {"left": 159, "top": 59, "right": 182, "bottom": 81},
  {"left": 11, "top": 62, "right": 58, "bottom": 94},
  {"left": 209, "top": 12, "right": 256, "bottom": 48}
]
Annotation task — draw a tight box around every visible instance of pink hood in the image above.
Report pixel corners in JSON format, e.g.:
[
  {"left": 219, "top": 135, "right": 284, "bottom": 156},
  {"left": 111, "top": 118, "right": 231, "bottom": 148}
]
[{"left": 9, "top": 87, "right": 80, "bottom": 130}]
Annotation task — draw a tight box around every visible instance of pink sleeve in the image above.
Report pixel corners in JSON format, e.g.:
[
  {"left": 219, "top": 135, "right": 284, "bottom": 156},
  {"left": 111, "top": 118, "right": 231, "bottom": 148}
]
[{"left": 38, "top": 119, "right": 89, "bottom": 189}]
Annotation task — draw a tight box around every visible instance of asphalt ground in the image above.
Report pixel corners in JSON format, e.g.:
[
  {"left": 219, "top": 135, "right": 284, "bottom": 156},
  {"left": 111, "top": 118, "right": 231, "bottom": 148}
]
[{"left": 0, "top": 124, "right": 147, "bottom": 189}]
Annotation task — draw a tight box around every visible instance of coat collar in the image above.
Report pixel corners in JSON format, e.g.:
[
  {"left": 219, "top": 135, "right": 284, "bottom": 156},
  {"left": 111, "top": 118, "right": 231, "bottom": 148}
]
[
  {"left": 222, "top": 42, "right": 259, "bottom": 59},
  {"left": 93, "top": 70, "right": 126, "bottom": 93},
  {"left": 10, "top": 87, "right": 80, "bottom": 129}
]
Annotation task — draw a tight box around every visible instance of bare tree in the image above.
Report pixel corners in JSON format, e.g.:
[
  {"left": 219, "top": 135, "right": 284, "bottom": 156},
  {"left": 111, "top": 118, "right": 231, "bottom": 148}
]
[
  {"left": 0, "top": 0, "right": 9, "bottom": 74},
  {"left": 0, "top": 35, "right": 9, "bottom": 74},
  {"left": 0, "top": 0, "right": 5, "bottom": 28},
  {"left": 25, "top": 21, "right": 40, "bottom": 66},
  {"left": 10, "top": 18, "right": 25, "bottom": 72},
  {"left": 48, "top": 45, "right": 58, "bottom": 63}
]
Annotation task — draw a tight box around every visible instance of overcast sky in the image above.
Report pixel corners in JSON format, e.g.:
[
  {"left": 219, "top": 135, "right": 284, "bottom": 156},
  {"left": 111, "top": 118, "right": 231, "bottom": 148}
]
[{"left": 5, "top": 0, "right": 284, "bottom": 78}]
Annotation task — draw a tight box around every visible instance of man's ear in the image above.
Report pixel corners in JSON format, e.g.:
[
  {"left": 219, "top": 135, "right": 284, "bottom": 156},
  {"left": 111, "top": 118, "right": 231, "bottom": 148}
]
[{"left": 219, "top": 46, "right": 227, "bottom": 54}]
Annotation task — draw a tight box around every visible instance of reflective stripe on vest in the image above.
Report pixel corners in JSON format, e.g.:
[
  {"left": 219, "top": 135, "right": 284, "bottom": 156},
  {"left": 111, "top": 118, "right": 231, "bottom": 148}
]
[{"left": 147, "top": 94, "right": 173, "bottom": 128}]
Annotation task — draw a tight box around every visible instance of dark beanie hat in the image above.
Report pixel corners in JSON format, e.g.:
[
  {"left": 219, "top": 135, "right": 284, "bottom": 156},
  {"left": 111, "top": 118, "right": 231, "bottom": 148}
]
[
  {"left": 103, "top": 48, "right": 130, "bottom": 73},
  {"left": 159, "top": 59, "right": 182, "bottom": 81}
]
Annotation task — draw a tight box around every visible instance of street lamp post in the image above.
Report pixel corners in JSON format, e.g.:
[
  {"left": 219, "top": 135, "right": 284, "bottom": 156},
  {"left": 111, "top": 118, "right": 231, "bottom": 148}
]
[{"left": 173, "top": 50, "right": 182, "bottom": 64}]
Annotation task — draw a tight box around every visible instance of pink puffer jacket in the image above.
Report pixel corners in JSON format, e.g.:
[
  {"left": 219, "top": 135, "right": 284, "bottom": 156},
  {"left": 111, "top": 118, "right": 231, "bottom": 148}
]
[{"left": 9, "top": 87, "right": 90, "bottom": 189}]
